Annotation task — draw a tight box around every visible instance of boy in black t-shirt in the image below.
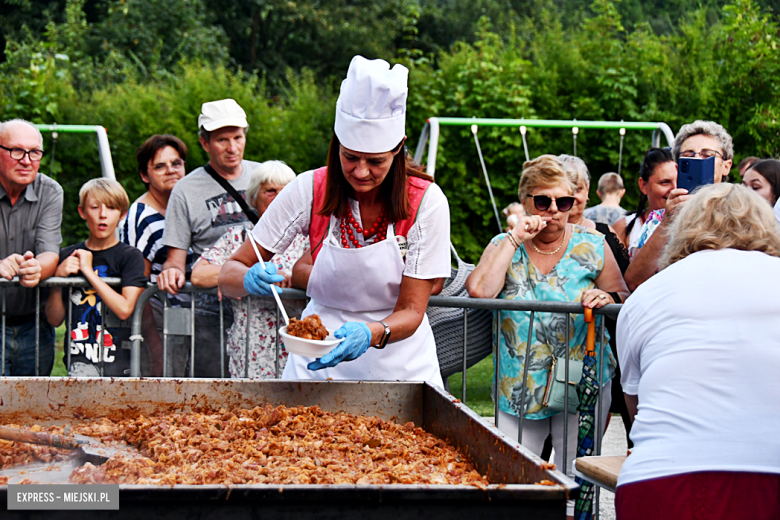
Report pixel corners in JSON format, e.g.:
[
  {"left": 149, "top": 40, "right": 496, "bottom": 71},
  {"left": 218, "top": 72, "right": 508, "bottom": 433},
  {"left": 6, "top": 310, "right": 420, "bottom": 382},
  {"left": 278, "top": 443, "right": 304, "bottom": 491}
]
[{"left": 45, "top": 179, "right": 146, "bottom": 376}]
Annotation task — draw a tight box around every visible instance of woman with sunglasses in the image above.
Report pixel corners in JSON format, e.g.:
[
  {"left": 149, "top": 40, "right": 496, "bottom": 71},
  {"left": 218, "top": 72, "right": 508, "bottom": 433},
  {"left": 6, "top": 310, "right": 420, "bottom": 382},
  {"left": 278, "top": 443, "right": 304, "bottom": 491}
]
[{"left": 466, "top": 155, "right": 629, "bottom": 517}]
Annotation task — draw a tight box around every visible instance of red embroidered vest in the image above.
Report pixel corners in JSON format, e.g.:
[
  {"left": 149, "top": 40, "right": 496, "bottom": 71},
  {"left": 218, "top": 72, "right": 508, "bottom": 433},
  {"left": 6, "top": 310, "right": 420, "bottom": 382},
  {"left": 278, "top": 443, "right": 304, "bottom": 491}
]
[{"left": 309, "top": 166, "right": 432, "bottom": 263}]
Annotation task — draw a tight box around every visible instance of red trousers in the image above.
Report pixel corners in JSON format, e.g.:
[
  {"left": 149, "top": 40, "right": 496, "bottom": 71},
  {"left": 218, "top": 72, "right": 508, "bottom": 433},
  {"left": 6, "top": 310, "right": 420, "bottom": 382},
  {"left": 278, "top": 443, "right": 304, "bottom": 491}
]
[{"left": 616, "top": 471, "right": 780, "bottom": 520}]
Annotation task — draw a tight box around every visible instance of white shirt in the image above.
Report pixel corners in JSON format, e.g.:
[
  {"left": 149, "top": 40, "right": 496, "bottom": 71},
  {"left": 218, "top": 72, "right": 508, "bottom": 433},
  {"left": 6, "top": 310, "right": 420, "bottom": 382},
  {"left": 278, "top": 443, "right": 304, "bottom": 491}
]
[
  {"left": 774, "top": 197, "right": 780, "bottom": 226},
  {"left": 253, "top": 169, "right": 451, "bottom": 280},
  {"left": 616, "top": 249, "right": 780, "bottom": 486}
]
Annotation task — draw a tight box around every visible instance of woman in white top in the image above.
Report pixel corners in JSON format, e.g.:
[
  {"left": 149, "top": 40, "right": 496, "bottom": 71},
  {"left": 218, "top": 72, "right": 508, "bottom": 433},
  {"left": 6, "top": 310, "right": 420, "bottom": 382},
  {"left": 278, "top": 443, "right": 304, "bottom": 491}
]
[
  {"left": 612, "top": 148, "right": 676, "bottom": 252},
  {"left": 615, "top": 183, "right": 780, "bottom": 520},
  {"left": 218, "top": 56, "right": 451, "bottom": 386}
]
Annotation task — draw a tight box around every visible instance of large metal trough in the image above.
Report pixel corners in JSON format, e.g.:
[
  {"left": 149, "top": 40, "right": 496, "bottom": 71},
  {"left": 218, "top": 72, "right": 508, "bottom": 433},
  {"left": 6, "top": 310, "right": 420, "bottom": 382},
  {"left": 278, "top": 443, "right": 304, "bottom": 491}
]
[{"left": 0, "top": 378, "right": 578, "bottom": 519}]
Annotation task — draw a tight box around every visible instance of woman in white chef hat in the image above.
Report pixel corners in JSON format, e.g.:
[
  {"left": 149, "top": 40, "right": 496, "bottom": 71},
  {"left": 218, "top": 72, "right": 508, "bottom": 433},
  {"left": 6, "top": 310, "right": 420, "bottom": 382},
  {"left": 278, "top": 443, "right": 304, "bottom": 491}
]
[{"left": 219, "top": 56, "right": 451, "bottom": 386}]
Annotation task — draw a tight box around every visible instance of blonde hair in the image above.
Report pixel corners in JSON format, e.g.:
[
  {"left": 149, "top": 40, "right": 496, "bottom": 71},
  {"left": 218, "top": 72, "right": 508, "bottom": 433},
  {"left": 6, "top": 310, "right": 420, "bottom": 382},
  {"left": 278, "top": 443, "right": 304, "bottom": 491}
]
[
  {"left": 660, "top": 183, "right": 780, "bottom": 268},
  {"left": 518, "top": 154, "right": 577, "bottom": 202},
  {"left": 79, "top": 178, "right": 130, "bottom": 214},
  {"left": 246, "top": 160, "right": 297, "bottom": 205}
]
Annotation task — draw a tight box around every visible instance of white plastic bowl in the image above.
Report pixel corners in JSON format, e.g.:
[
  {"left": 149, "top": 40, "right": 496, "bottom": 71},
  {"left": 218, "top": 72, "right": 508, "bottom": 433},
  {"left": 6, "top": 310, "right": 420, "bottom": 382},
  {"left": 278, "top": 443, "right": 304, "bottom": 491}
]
[{"left": 279, "top": 325, "right": 344, "bottom": 358}]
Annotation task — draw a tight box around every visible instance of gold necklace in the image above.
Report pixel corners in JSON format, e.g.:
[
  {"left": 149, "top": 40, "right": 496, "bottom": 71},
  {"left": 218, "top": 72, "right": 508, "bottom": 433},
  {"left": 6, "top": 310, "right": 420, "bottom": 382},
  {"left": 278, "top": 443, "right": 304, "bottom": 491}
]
[{"left": 530, "top": 230, "right": 567, "bottom": 256}]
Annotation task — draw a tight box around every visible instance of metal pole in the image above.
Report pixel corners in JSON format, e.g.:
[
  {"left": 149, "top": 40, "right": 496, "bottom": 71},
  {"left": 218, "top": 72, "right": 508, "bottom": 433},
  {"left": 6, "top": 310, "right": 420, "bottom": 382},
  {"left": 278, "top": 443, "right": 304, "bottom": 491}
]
[
  {"left": 520, "top": 126, "right": 530, "bottom": 163},
  {"left": 563, "top": 312, "right": 571, "bottom": 474},
  {"left": 426, "top": 118, "right": 441, "bottom": 178},
  {"left": 94, "top": 126, "right": 116, "bottom": 179},
  {"left": 434, "top": 117, "right": 675, "bottom": 131},
  {"left": 413, "top": 122, "right": 430, "bottom": 165},
  {"left": 494, "top": 310, "right": 501, "bottom": 428},
  {"left": 190, "top": 296, "right": 195, "bottom": 378},
  {"left": 517, "top": 311, "right": 535, "bottom": 445},
  {"left": 220, "top": 297, "right": 225, "bottom": 378},
  {"left": 66, "top": 287, "right": 73, "bottom": 373},
  {"left": 35, "top": 288, "right": 40, "bottom": 376},
  {"left": 472, "top": 125, "right": 503, "bottom": 234},
  {"left": 461, "top": 308, "right": 468, "bottom": 403},
  {"left": 596, "top": 318, "right": 606, "bottom": 456},
  {"left": 275, "top": 305, "right": 280, "bottom": 379},
  {"left": 2, "top": 289, "right": 6, "bottom": 376},
  {"left": 595, "top": 319, "right": 607, "bottom": 520},
  {"left": 163, "top": 296, "right": 169, "bottom": 378},
  {"left": 129, "top": 286, "right": 155, "bottom": 377},
  {"left": 245, "top": 297, "right": 251, "bottom": 379},
  {"left": 99, "top": 301, "right": 105, "bottom": 377}
]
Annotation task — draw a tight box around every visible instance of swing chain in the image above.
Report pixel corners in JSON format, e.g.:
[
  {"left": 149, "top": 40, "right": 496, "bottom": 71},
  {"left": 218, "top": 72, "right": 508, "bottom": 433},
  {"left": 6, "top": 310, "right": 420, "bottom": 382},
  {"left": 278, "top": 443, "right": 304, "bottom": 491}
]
[
  {"left": 618, "top": 126, "right": 626, "bottom": 176},
  {"left": 519, "top": 125, "right": 530, "bottom": 163},
  {"left": 50, "top": 124, "right": 58, "bottom": 178},
  {"left": 572, "top": 126, "right": 579, "bottom": 157}
]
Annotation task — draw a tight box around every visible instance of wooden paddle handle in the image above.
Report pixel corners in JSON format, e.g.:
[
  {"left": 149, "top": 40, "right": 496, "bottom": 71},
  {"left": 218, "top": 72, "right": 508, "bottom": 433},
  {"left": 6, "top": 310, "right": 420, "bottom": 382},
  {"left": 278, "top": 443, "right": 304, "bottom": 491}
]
[
  {"left": 0, "top": 425, "right": 82, "bottom": 450},
  {"left": 584, "top": 307, "right": 596, "bottom": 354}
]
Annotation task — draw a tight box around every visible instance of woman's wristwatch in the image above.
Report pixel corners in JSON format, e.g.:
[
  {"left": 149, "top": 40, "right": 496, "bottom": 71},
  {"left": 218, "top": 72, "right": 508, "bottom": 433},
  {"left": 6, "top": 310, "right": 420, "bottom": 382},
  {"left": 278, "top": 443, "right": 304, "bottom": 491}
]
[{"left": 373, "top": 321, "right": 391, "bottom": 349}]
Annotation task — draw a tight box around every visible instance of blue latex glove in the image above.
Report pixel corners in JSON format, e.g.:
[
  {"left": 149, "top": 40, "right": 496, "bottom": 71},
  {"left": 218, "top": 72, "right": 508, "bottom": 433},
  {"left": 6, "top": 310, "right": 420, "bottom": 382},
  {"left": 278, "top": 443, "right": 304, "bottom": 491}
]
[
  {"left": 307, "top": 322, "right": 372, "bottom": 371},
  {"left": 243, "top": 262, "right": 284, "bottom": 296}
]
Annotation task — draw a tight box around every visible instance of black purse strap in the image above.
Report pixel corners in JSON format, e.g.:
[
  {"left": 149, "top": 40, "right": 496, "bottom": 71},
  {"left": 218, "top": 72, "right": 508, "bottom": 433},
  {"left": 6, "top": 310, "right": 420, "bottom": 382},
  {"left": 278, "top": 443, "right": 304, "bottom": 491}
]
[{"left": 203, "top": 163, "right": 259, "bottom": 225}]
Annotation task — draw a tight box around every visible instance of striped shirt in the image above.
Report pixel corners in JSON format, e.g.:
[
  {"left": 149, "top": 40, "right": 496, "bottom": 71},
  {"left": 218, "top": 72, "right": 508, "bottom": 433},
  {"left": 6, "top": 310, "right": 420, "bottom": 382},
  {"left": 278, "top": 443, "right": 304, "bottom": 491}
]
[{"left": 120, "top": 201, "right": 193, "bottom": 306}]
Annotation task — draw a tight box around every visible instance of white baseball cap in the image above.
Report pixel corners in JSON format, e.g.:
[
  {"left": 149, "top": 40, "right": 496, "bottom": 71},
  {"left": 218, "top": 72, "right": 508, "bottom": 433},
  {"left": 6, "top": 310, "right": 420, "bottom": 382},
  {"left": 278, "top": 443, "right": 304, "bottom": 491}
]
[
  {"left": 198, "top": 99, "right": 248, "bottom": 132},
  {"left": 334, "top": 56, "right": 408, "bottom": 153}
]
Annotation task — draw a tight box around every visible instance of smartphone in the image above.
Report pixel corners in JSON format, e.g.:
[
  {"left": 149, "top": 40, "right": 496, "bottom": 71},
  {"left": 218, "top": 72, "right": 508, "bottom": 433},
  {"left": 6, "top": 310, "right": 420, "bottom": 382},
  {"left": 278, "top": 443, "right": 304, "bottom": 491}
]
[{"left": 677, "top": 156, "right": 716, "bottom": 192}]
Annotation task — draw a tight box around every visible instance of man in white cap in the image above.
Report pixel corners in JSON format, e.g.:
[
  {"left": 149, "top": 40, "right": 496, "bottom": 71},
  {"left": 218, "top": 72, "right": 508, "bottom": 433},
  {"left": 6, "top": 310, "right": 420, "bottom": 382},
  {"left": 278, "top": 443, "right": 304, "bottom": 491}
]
[
  {"left": 218, "top": 56, "right": 451, "bottom": 387},
  {"left": 158, "top": 99, "right": 260, "bottom": 377}
]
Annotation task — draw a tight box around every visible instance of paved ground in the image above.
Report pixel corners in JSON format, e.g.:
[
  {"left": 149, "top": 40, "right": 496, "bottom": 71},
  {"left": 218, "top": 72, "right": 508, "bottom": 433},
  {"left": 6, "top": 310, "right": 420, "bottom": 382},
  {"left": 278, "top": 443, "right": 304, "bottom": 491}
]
[
  {"left": 596, "top": 417, "right": 628, "bottom": 520},
  {"left": 485, "top": 415, "right": 628, "bottom": 520}
]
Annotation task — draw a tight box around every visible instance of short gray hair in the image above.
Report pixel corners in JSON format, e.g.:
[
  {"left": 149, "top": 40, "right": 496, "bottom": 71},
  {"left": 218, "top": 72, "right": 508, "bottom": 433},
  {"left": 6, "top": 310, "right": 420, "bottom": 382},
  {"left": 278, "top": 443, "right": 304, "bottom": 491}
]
[
  {"left": 558, "top": 154, "right": 590, "bottom": 184},
  {"left": 246, "top": 160, "right": 297, "bottom": 205},
  {"left": 672, "top": 120, "right": 734, "bottom": 161},
  {"left": 0, "top": 119, "right": 44, "bottom": 147},
  {"left": 597, "top": 172, "right": 624, "bottom": 194}
]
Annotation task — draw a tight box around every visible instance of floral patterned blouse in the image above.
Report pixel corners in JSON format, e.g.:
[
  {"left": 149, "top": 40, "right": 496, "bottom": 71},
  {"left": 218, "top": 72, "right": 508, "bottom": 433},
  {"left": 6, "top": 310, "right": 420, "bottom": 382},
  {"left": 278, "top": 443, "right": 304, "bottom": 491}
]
[
  {"left": 631, "top": 209, "right": 665, "bottom": 258},
  {"left": 492, "top": 225, "right": 616, "bottom": 420},
  {"left": 199, "top": 224, "right": 309, "bottom": 379}
]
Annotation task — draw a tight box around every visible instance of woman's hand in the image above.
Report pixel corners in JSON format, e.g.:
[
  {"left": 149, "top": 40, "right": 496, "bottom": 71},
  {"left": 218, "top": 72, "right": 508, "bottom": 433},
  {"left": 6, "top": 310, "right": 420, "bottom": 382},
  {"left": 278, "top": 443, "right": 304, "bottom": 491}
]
[
  {"left": 243, "top": 262, "right": 285, "bottom": 296},
  {"left": 581, "top": 289, "right": 614, "bottom": 309},
  {"left": 510, "top": 215, "right": 548, "bottom": 243},
  {"left": 307, "top": 322, "right": 372, "bottom": 370},
  {"left": 664, "top": 188, "right": 691, "bottom": 221}
]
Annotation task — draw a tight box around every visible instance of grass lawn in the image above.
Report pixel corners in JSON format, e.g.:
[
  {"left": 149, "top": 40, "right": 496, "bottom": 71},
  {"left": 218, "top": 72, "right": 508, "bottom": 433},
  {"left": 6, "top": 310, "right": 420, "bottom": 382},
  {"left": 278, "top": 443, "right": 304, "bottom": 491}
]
[
  {"left": 51, "top": 325, "right": 67, "bottom": 377},
  {"left": 447, "top": 355, "right": 495, "bottom": 417}
]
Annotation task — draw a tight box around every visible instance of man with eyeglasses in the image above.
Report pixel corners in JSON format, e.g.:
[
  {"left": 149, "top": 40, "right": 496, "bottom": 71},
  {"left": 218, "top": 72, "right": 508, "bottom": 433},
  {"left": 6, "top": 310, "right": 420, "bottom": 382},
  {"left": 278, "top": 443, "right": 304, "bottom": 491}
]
[
  {"left": 0, "top": 119, "right": 63, "bottom": 376},
  {"left": 625, "top": 120, "right": 734, "bottom": 291}
]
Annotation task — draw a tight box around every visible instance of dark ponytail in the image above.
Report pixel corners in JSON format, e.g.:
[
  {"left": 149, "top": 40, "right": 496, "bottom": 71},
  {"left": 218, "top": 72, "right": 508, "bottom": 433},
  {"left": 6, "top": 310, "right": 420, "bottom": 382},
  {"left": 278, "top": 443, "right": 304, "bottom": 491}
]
[{"left": 625, "top": 147, "right": 674, "bottom": 236}]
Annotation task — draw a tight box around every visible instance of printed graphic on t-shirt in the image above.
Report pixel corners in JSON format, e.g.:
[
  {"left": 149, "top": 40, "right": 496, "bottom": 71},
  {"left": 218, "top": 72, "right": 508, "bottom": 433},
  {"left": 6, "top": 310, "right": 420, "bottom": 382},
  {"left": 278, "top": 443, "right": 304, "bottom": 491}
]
[
  {"left": 69, "top": 265, "right": 116, "bottom": 364},
  {"left": 206, "top": 191, "right": 250, "bottom": 229}
]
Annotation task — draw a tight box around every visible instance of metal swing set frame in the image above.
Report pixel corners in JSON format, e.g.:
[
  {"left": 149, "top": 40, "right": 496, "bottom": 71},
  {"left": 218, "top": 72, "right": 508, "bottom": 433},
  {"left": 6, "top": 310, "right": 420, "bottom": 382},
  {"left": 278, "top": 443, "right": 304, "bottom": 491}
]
[{"left": 413, "top": 117, "right": 676, "bottom": 232}]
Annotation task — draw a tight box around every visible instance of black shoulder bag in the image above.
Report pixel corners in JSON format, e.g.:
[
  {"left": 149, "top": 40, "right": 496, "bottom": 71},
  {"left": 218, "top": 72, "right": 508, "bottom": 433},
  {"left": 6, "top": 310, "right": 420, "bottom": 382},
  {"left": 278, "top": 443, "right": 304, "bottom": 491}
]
[{"left": 203, "top": 163, "right": 259, "bottom": 225}]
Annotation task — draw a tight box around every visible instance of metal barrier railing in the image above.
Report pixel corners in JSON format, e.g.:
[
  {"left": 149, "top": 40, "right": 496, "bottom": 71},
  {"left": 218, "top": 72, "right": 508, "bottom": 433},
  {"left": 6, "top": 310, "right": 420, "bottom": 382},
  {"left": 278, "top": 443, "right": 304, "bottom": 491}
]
[
  {"left": 1, "top": 277, "right": 123, "bottom": 377},
  {"left": 1, "top": 276, "right": 619, "bottom": 515},
  {"left": 428, "top": 295, "right": 620, "bottom": 487},
  {"left": 127, "top": 284, "right": 308, "bottom": 378}
]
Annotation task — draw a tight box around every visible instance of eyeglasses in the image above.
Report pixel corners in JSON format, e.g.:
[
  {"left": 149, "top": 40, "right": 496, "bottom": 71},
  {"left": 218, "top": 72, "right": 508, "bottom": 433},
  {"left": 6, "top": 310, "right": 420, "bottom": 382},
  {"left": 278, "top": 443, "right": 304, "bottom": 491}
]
[
  {"left": 679, "top": 149, "right": 725, "bottom": 160},
  {"left": 151, "top": 159, "right": 185, "bottom": 172},
  {"left": 527, "top": 194, "right": 576, "bottom": 212},
  {"left": 0, "top": 145, "right": 44, "bottom": 162}
]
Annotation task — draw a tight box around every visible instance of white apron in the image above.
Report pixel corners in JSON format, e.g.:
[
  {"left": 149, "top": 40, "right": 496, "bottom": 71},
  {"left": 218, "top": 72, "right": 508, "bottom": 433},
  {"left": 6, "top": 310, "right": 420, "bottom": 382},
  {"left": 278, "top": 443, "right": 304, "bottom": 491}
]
[{"left": 281, "top": 219, "right": 443, "bottom": 387}]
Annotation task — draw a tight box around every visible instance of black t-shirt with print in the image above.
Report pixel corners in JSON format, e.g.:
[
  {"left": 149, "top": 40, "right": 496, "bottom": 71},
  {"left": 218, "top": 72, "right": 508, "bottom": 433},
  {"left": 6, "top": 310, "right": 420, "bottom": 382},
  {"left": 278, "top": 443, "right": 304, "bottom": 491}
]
[{"left": 60, "top": 241, "right": 146, "bottom": 376}]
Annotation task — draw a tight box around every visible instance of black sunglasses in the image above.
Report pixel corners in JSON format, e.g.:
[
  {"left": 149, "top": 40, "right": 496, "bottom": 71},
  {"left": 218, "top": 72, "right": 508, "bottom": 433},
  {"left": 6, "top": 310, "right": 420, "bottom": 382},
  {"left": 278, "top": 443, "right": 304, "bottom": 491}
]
[{"left": 527, "top": 194, "right": 576, "bottom": 212}]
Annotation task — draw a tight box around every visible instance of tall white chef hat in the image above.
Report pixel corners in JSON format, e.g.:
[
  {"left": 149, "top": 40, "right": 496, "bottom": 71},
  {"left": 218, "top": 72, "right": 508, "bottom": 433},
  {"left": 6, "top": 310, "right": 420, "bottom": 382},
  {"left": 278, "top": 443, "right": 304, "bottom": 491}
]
[{"left": 334, "top": 56, "right": 409, "bottom": 154}]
